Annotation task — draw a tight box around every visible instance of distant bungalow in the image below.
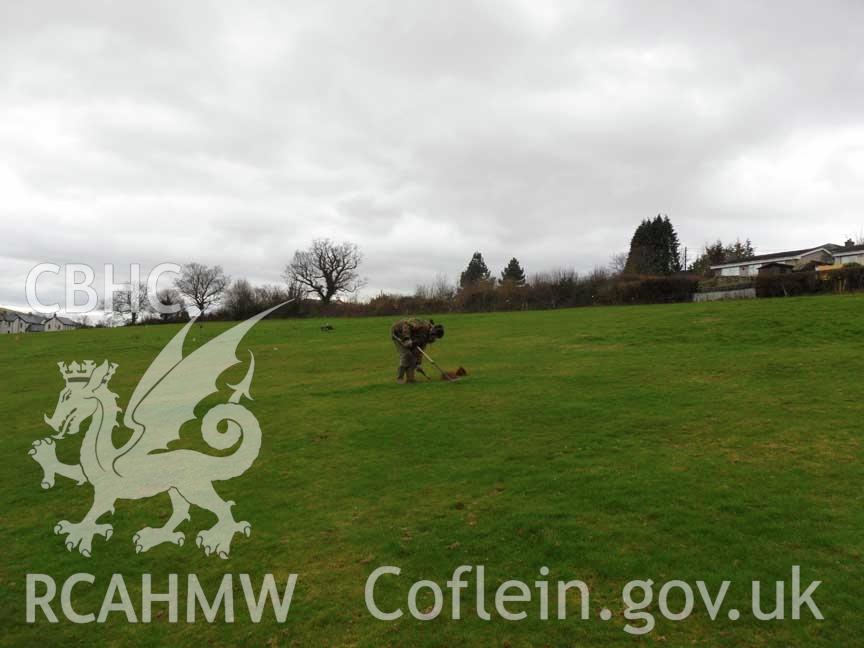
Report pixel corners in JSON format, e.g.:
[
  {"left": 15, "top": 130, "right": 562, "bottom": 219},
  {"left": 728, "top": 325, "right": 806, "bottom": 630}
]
[{"left": 710, "top": 239, "right": 864, "bottom": 277}]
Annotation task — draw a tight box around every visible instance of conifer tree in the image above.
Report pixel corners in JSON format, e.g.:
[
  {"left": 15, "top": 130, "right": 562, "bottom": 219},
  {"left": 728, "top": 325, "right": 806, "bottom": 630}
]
[
  {"left": 500, "top": 257, "right": 526, "bottom": 285},
  {"left": 624, "top": 215, "right": 682, "bottom": 275},
  {"left": 460, "top": 252, "right": 492, "bottom": 287}
]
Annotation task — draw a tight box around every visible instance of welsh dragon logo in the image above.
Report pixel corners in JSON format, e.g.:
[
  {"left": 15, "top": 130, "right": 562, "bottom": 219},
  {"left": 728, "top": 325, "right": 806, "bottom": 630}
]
[{"left": 27, "top": 304, "right": 285, "bottom": 559}]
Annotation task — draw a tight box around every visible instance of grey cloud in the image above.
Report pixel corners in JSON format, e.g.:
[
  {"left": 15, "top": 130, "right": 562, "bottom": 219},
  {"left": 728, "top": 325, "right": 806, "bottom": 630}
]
[{"left": 2, "top": 0, "right": 864, "bottom": 310}]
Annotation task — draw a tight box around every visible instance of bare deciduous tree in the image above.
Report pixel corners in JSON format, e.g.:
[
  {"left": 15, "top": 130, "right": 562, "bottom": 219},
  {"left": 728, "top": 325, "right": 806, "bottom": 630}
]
[
  {"left": 222, "top": 278, "right": 258, "bottom": 321},
  {"left": 609, "top": 252, "right": 628, "bottom": 276},
  {"left": 284, "top": 239, "right": 364, "bottom": 304},
  {"left": 282, "top": 280, "right": 306, "bottom": 303},
  {"left": 415, "top": 273, "right": 456, "bottom": 300},
  {"left": 156, "top": 288, "right": 187, "bottom": 322},
  {"left": 175, "top": 262, "right": 230, "bottom": 315},
  {"left": 113, "top": 281, "right": 150, "bottom": 325}
]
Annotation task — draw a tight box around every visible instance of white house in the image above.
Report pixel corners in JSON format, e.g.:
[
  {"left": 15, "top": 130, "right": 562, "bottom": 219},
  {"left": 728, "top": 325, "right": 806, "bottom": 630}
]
[
  {"left": 43, "top": 315, "right": 80, "bottom": 332},
  {"left": 710, "top": 244, "right": 842, "bottom": 277},
  {"left": 0, "top": 309, "right": 80, "bottom": 333},
  {"left": 831, "top": 242, "right": 864, "bottom": 267},
  {"left": 19, "top": 313, "right": 47, "bottom": 331},
  {"left": 1, "top": 312, "right": 27, "bottom": 334}
]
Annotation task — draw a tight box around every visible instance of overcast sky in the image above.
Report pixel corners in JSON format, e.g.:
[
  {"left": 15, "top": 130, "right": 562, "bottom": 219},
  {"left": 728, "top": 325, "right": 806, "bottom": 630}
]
[{"left": 1, "top": 0, "right": 863, "bottom": 310}]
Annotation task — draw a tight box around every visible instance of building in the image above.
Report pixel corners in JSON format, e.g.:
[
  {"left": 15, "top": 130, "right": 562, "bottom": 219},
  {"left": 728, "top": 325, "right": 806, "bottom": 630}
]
[
  {"left": 709, "top": 242, "right": 860, "bottom": 277},
  {"left": 1, "top": 311, "right": 27, "bottom": 334},
  {"left": 19, "top": 313, "right": 48, "bottom": 332},
  {"left": 831, "top": 242, "right": 864, "bottom": 267},
  {"left": 757, "top": 262, "right": 794, "bottom": 276},
  {"left": 44, "top": 315, "right": 80, "bottom": 332},
  {"left": 0, "top": 309, "right": 80, "bottom": 333}
]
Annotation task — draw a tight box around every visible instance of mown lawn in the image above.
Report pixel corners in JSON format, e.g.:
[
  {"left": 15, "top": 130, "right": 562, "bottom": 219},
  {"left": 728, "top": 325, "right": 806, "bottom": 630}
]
[{"left": 1, "top": 294, "right": 862, "bottom": 646}]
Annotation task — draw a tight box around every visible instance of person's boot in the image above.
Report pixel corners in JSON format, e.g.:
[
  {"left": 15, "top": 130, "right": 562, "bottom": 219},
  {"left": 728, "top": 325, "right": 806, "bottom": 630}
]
[
  {"left": 396, "top": 366, "right": 406, "bottom": 384},
  {"left": 405, "top": 368, "right": 417, "bottom": 383}
]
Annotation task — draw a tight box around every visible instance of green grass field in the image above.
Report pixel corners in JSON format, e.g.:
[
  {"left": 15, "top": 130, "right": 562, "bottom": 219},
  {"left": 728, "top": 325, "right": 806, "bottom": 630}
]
[{"left": 1, "top": 295, "right": 862, "bottom": 646}]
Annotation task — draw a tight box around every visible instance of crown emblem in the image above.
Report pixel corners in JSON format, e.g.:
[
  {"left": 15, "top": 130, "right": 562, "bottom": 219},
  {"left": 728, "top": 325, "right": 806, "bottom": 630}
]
[{"left": 57, "top": 361, "right": 97, "bottom": 383}]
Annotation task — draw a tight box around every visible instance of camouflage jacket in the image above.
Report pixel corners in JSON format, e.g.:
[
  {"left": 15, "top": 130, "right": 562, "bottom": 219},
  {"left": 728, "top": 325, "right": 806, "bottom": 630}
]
[{"left": 390, "top": 318, "right": 434, "bottom": 348}]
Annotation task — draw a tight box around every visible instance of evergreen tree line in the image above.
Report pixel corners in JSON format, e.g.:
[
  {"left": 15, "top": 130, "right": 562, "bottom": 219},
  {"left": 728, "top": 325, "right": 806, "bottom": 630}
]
[
  {"left": 457, "top": 216, "right": 756, "bottom": 285},
  {"left": 459, "top": 252, "right": 526, "bottom": 287}
]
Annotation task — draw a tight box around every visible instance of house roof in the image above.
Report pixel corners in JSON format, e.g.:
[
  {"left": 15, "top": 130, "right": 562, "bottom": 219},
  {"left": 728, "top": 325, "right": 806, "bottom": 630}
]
[
  {"left": 710, "top": 244, "right": 841, "bottom": 270},
  {"left": 18, "top": 313, "right": 47, "bottom": 325},
  {"left": 1, "top": 308, "right": 79, "bottom": 327},
  {"left": 834, "top": 243, "right": 864, "bottom": 256}
]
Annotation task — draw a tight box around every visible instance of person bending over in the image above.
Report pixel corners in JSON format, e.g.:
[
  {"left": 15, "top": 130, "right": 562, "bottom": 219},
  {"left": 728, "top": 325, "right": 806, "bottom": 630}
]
[{"left": 390, "top": 318, "right": 445, "bottom": 383}]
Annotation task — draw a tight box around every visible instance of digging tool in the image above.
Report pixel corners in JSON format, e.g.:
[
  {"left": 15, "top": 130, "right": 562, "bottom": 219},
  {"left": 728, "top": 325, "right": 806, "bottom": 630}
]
[
  {"left": 392, "top": 334, "right": 458, "bottom": 382},
  {"left": 416, "top": 346, "right": 459, "bottom": 382}
]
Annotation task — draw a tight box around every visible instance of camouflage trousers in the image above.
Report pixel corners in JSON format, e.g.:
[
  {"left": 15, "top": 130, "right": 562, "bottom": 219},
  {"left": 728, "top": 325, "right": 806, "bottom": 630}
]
[{"left": 393, "top": 340, "right": 421, "bottom": 369}]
